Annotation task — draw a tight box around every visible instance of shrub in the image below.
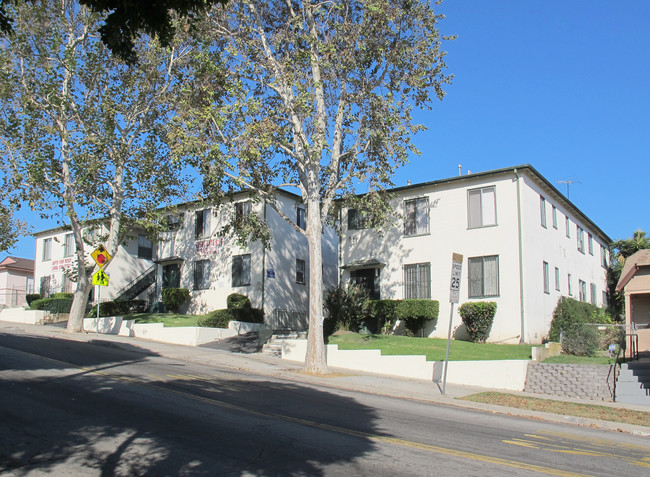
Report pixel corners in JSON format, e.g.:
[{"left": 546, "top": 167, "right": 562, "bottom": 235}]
[
  {"left": 198, "top": 293, "right": 264, "bottom": 328},
  {"left": 365, "top": 299, "right": 399, "bottom": 334},
  {"left": 29, "top": 297, "right": 73, "bottom": 314},
  {"left": 161, "top": 288, "right": 190, "bottom": 313},
  {"left": 323, "top": 284, "right": 369, "bottom": 336},
  {"left": 26, "top": 294, "right": 41, "bottom": 306},
  {"left": 197, "top": 309, "right": 233, "bottom": 328},
  {"left": 52, "top": 292, "right": 74, "bottom": 300},
  {"left": 87, "top": 299, "right": 147, "bottom": 318},
  {"left": 458, "top": 301, "right": 497, "bottom": 343},
  {"left": 548, "top": 297, "right": 617, "bottom": 356},
  {"left": 227, "top": 293, "right": 252, "bottom": 309},
  {"left": 395, "top": 300, "right": 440, "bottom": 336}
]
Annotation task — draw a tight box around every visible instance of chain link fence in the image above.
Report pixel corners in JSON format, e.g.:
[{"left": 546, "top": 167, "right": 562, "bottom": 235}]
[{"left": 559, "top": 323, "right": 638, "bottom": 358}]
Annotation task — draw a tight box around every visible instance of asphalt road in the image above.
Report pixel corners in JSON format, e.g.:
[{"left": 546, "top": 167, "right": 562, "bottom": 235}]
[{"left": 0, "top": 332, "right": 648, "bottom": 476}]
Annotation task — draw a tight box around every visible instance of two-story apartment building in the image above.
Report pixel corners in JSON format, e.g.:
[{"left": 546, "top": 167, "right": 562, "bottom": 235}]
[
  {"left": 339, "top": 165, "right": 611, "bottom": 344},
  {"left": 33, "top": 190, "right": 338, "bottom": 323}
]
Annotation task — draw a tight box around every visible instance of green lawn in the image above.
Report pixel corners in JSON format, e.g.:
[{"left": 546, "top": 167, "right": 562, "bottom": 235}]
[
  {"left": 130, "top": 313, "right": 204, "bottom": 327},
  {"left": 328, "top": 333, "right": 533, "bottom": 361},
  {"left": 539, "top": 354, "right": 619, "bottom": 365}
]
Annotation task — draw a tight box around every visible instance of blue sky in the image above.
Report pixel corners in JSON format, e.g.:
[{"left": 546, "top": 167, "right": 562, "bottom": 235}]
[{"left": 3, "top": 0, "right": 649, "bottom": 261}]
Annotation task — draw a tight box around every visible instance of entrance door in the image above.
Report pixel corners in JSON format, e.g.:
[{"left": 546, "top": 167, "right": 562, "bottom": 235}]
[
  {"left": 350, "top": 268, "right": 380, "bottom": 300},
  {"left": 162, "top": 263, "right": 180, "bottom": 289}
]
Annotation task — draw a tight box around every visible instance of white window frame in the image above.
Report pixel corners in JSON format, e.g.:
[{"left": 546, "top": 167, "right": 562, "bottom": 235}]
[
  {"left": 590, "top": 283, "right": 597, "bottom": 305},
  {"left": 43, "top": 238, "right": 52, "bottom": 261},
  {"left": 552, "top": 205, "right": 558, "bottom": 229},
  {"left": 64, "top": 233, "right": 74, "bottom": 258},
  {"left": 543, "top": 261, "right": 550, "bottom": 294},
  {"left": 404, "top": 197, "right": 429, "bottom": 236},
  {"left": 568, "top": 273, "right": 573, "bottom": 296},
  {"left": 540, "top": 196, "right": 547, "bottom": 228},
  {"left": 577, "top": 225, "right": 585, "bottom": 253},
  {"left": 195, "top": 209, "right": 210, "bottom": 239},
  {"left": 588, "top": 233, "right": 594, "bottom": 255},
  {"left": 554, "top": 267, "right": 560, "bottom": 292},
  {"left": 579, "top": 279, "right": 587, "bottom": 302},
  {"left": 468, "top": 255, "right": 500, "bottom": 298},
  {"left": 467, "top": 186, "right": 497, "bottom": 229},
  {"left": 565, "top": 216, "right": 571, "bottom": 238}
]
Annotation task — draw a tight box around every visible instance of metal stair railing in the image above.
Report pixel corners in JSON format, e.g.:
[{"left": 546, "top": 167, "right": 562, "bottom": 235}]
[{"left": 115, "top": 265, "right": 156, "bottom": 301}]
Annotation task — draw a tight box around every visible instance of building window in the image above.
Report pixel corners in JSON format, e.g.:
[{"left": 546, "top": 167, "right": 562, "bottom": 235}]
[
  {"left": 590, "top": 283, "right": 597, "bottom": 305},
  {"left": 138, "top": 235, "right": 153, "bottom": 259},
  {"left": 579, "top": 279, "right": 587, "bottom": 302},
  {"left": 565, "top": 216, "right": 571, "bottom": 238},
  {"left": 554, "top": 267, "right": 560, "bottom": 291},
  {"left": 601, "top": 245, "right": 608, "bottom": 268},
  {"left": 403, "top": 263, "right": 431, "bottom": 299},
  {"left": 404, "top": 197, "right": 429, "bottom": 236},
  {"left": 468, "top": 255, "right": 499, "bottom": 298},
  {"left": 588, "top": 233, "right": 594, "bottom": 255},
  {"left": 235, "top": 201, "right": 251, "bottom": 226},
  {"left": 63, "top": 234, "right": 74, "bottom": 257},
  {"left": 40, "top": 276, "right": 51, "bottom": 297},
  {"left": 468, "top": 186, "right": 497, "bottom": 228},
  {"left": 162, "top": 263, "right": 180, "bottom": 289},
  {"left": 43, "top": 238, "right": 52, "bottom": 261},
  {"left": 347, "top": 208, "right": 373, "bottom": 230},
  {"left": 297, "top": 207, "right": 307, "bottom": 230},
  {"left": 194, "top": 260, "right": 210, "bottom": 290},
  {"left": 540, "top": 196, "right": 547, "bottom": 228},
  {"left": 577, "top": 226, "right": 585, "bottom": 253},
  {"left": 232, "top": 254, "right": 251, "bottom": 287},
  {"left": 166, "top": 214, "right": 182, "bottom": 231},
  {"left": 195, "top": 209, "right": 210, "bottom": 239},
  {"left": 568, "top": 273, "right": 573, "bottom": 296},
  {"left": 552, "top": 206, "right": 558, "bottom": 229},
  {"left": 543, "top": 261, "right": 550, "bottom": 294},
  {"left": 296, "top": 259, "right": 306, "bottom": 284}
]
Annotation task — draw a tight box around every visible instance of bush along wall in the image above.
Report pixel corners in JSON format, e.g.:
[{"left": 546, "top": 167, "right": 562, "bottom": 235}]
[
  {"left": 197, "top": 293, "right": 264, "bottom": 328},
  {"left": 365, "top": 299, "right": 439, "bottom": 336},
  {"left": 548, "top": 297, "right": 617, "bottom": 356},
  {"left": 88, "top": 299, "right": 147, "bottom": 318},
  {"left": 161, "top": 288, "right": 190, "bottom": 313},
  {"left": 30, "top": 297, "right": 73, "bottom": 314},
  {"left": 458, "top": 301, "right": 497, "bottom": 343}
]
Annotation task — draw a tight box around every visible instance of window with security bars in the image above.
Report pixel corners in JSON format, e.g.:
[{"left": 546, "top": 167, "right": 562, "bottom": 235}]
[
  {"left": 194, "top": 260, "right": 210, "bottom": 290},
  {"left": 64, "top": 234, "right": 74, "bottom": 257},
  {"left": 467, "top": 186, "right": 497, "bottom": 228},
  {"left": 347, "top": 208, "right": 373, "bottom": 230},
  {"left": 468, "top": 255, "right": 499, "bottom": 298},
  {"left": 403, "top": 263, "right": 431, "bottom": 299},
  {"left": 404, "top": 198, "right": 429, "bottom": 236}
]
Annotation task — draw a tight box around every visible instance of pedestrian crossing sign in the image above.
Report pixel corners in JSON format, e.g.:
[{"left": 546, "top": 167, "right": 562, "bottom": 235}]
[{"left": 92, "top": 269, "right": 109, "bottom": 287}]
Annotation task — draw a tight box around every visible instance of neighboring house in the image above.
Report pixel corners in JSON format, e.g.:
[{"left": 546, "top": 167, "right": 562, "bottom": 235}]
[
  {"left": 616, "top": 249, "right": 650, "bottom": 353},
  {"left": 33, "top": 190, "right": 338, "bottom": 326},
  {"left": 339, "top": 165, "right": 611, "bottom": 344},
  {"left": 0, "top": 257, "right": 35, "bottom": 307}
]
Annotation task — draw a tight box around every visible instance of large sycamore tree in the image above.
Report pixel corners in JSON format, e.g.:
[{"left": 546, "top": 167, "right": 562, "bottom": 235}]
[
  {"left": 174, "top": 0, "right": 453, "bottom": 373},
  {"left": 0, "top": 0, "right": 195, "bottom": 332}
]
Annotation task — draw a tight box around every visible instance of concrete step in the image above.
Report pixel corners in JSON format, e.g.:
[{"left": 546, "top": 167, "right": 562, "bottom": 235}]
[
  {"left": 615, "top": 359, "right": 650, "bottom": 405},
  {"left": 271, "top": 331, "right": 307, "bottom": 340}
]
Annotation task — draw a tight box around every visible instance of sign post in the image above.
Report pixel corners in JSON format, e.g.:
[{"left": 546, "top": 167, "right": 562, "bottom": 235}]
[
  {"left": 442, "top": 253, "right": 463, "bottom": 395},
  {"left": 91, "top": 246, "right": 111, "bottom": 335}
]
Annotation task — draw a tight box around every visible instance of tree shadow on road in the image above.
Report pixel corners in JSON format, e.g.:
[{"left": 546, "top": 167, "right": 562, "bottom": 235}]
[{"left": 0, "top": 334, "right": 382, "bottom": 476}]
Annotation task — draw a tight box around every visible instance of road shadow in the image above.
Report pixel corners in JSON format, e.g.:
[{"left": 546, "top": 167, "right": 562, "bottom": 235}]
[
  {"left": 199, "top": 331, "right": 263, "bottom": 354},
  {"left": 0, "top": 335, "right": 381, "bottom": 476}
]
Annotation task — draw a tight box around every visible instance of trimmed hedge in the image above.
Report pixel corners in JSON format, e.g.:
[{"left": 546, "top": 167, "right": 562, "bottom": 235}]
[
  {"left": 161, "top": 288, "right": 190, "bottom": 313},
  {"left": 365, "top": 299, "right": 439, "bottom": 336},
  {"left": 198, "top": 293, "right": 264, "bottom": 328},
  {"left": 458, "top": 301, "right": 497, "bottom": 343},
  {"left": 29, "top": 297, "right": 73, "bottom": 314},
  {"left": 88, "top": 299, "right": 147, "bottom": 318},
  {"left": 26, "top": 294, "right": 41, "bottom": 306}
]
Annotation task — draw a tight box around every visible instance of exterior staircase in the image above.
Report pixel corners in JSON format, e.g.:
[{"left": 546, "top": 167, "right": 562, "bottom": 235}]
[
  {"left": 616, "top": 354, "right": 650, "bottom": 405},
  {"left": 261, "top": 331, "right": 307, "bottom": 358},
  {"left": 115, "top": 265, "right": 156, "bottom": 302}
]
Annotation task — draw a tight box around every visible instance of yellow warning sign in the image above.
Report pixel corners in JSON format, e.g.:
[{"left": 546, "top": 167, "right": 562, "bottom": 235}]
[
  {"left": 91, "top": 245, "right": 111, "bottom": 268},
  {"left": 92, "top": 269, "right": 109, "bottom": 287}
]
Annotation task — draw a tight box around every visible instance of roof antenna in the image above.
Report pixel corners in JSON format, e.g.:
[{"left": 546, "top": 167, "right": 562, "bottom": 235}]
[
  {"left": 458, "top": 164, "right": 462, "bottom": 176},
  {"left": 556, "top": 179, "right": 581, "bottom": 200}
]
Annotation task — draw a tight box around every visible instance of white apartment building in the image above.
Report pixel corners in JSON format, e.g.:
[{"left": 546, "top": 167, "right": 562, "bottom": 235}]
[
  {"left": 339, "top": 165, "right": 611, "bottom": 344},
  {"left": 33, "top": 190, "right": 338, "bottom": 325}
]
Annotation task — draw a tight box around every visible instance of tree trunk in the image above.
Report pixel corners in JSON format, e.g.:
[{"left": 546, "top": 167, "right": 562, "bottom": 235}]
[{"left": 304, "top": 196, "right": 328, "bottom": 374}]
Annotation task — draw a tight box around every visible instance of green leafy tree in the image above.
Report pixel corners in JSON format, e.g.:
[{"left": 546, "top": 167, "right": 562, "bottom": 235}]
[
  {"left": 607, "top": 229, "right": 650, "bottom": 316},
  {"left": 173, "top": 0, "right": 453, "bottom": 373},
  {"left": 0, "top": 0, "right": 196, "bottom": 332},
  {"left": 0, "top": 0, "right": 227, "bottom": 64}
]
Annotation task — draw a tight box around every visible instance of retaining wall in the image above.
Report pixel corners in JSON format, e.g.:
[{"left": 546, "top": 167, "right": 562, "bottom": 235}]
[{"left": 525, "top": 362, "right": 617, "bottom": 401}]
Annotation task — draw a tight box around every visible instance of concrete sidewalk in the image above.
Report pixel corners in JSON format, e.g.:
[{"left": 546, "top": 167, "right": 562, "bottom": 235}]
[{"left": 1, "top": 320, "right": 649, "bottom": 437}]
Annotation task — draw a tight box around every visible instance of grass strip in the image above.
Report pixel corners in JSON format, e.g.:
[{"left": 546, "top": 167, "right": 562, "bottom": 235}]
[{"left": 460, "top": 391, "right": 650, "bottom": 427}]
